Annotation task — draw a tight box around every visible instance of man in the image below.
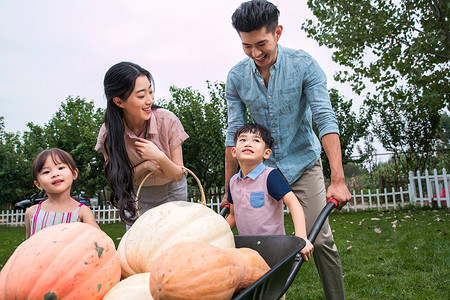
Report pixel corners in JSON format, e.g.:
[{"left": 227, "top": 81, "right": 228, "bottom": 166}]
[{"left": 222, "top": 1, "right": 352, "bottom": 299}]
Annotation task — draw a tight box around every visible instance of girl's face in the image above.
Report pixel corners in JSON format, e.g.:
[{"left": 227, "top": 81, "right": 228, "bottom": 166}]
[
  {"left": 114, "top": 75, "right": 154, "bottom": 124},
  {"left": 34, "top": 155, "right": 78, "bottom": 195}
]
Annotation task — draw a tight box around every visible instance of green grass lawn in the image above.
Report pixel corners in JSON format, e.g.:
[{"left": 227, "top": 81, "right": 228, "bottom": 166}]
[
  {"left": 285, "top": 207, "right": 450, "bottom": 300},
  {"left": 1, "top": 207, "right": 448, "bottom": 299}
]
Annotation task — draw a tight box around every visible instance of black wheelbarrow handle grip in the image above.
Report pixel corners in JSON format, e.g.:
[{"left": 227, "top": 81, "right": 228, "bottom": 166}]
[
  {"left": 219, "top": 204, "right": 231, "bottom": 217},
  {"left": 280, "top": 198, "right": 338, "bottom": 297}
]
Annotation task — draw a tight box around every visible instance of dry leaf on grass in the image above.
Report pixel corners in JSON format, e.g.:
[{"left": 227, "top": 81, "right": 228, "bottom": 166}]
[
  {"left": 391, "top": 220, "right": 397, "bottom": 229},
  {"left": 374, "top": 228, "right": 382, "bottom": 233}
]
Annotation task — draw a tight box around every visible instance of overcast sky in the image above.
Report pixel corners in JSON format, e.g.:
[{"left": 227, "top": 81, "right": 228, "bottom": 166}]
[{"left": 0, "top": 0, "right": 363, "bottom": 135}]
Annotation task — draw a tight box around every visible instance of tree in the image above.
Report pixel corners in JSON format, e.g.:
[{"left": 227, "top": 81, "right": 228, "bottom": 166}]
[
  {"left": 436, "top": 112, "right": 450, "bottom": 170},
  {"left": 303, "top": 0, "right": 449, "bottom": 108},
  {"left": 44, "top": 96, "right": 106, "bottom": 198},
  {"left": 357, "top": 133, "right": 378, "bottom": 188},
  {"left": 159, "top": 82, "right": 227, "bottom": 191},
  {"left": 303, "top": 0, "right": 449, "bottom": 172},
  {"left": 21, "top": 122, "right": 47, "bottom": 164},
  {"left": 314, "top": 88, "right": 369, "bottom": 178},
  {"left": 367, "top": 90, "right": 442, "bottom": 171},
  {"left": 438, "top": 112, "right": 450, "bottom": 148},
  {"left": 0, "top": 117, "right": 31, "bottom": 208}
]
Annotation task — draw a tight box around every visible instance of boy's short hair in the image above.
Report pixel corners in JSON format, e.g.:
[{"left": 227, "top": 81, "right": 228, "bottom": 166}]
[
  {"left": 233, "top": 123, "right": 274, "bottom": 149},
  {"left": 32, "top": 148, "right": 78, "bottom": 181},
  {"left": 232, "top": 0, "right": 280, "bottom": 33}
]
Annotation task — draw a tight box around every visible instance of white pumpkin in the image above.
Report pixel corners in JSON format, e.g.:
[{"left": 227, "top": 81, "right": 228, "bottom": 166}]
[
  {"left": 103, "top": 273, "right": 153, "bottom": 300},
  {"left": 117, "top": 201, "right": 235, "bottom": 278}
]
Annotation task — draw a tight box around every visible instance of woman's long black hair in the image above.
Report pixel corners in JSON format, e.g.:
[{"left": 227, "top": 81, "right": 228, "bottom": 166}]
[{"left": 103, "top": 61, "right": 158, "bottom": 223}]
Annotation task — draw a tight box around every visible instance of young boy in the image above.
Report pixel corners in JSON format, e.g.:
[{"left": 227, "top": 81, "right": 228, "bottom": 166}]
[{"left": 226, "top": 123, "right": 314, "bottom": 261}]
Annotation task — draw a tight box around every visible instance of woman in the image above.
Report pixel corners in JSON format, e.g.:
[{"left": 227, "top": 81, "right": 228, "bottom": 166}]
[{"left": 95, "top": 62, "right": 188, "bottom": 226}]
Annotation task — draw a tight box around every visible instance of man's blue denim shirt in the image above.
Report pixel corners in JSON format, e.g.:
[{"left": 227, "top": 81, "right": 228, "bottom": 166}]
[{"left": 225, "top": 44, "right": 339, "bottom": 184}]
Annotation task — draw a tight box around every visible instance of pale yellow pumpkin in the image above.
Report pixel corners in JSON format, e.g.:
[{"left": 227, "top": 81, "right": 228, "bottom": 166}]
[
  {"left": 103, "top": 273, "right": 153, "bottom": 300},
  {"left": 117, "top": 201, "right": 235, "bottom": 278}
]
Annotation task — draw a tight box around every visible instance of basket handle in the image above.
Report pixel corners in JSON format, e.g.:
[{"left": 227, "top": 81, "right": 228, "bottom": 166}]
[{"left": 135, "top": 166, "right": 206, "bottom": 217}]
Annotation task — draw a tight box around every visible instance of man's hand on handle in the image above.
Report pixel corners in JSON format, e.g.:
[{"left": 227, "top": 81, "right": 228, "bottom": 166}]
[
  {"left": 321, "top": 133, "right": 352, "bottom": 210},
  {"left": 326, "top": 181, "right": 351, "bottom": 210}
]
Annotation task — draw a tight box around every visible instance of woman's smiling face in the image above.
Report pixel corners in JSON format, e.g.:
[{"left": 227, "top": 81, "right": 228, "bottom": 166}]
[{"left": 115, "top": 75, "right": 154, "bottom": 124}]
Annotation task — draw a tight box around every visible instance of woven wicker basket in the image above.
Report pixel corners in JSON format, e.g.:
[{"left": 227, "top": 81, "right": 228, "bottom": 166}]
[{"left": 135, "top": 166, "right": 206, "bottom": 217}]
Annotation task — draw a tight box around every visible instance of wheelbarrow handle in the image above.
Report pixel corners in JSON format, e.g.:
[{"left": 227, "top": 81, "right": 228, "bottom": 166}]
[
  {"left": 280, "top": 199, "right": 339, "bottom": 297},
  {"left": 307, "top": 198, "right": 339, "bottom": 242},
  {"left": 220, "top": 204, "right": 230, "bottom": 218}
]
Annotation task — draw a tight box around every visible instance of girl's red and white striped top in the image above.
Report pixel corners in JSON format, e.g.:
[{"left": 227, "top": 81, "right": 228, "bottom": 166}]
[{"left": 30, "top": 201, "right": 83, "bottom": 236}]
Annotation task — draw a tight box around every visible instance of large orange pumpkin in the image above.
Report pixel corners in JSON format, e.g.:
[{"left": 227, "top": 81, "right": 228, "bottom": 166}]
[
  {"left": 0, "top": 222, "right": 121, "bottom": 300},
  {"left": 150, "top": 242, "right": 240, "bottom": 300},
  {"left": 149, "top": 241, "right": 270, "bottom": 300},
  {"left": 118, "top": 201, "right": 235, "bottom": 278},
  {"left": 224, "top": 247, "right": 270, "bottom": 293}
]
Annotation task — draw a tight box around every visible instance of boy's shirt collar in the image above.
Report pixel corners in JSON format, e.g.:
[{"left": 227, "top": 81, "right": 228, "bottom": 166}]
[{"left": 235, "top": 162, "right": 266, "bottom": 181}]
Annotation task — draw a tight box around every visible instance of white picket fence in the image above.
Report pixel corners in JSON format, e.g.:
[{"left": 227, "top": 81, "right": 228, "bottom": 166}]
[
  {"left": 408, "top": 168, "right": 450, "bottom": 208},
  {"left": 0, "top": 198, "right": 221, "bottom": 226},
  {"left": 340, "top": 168, "right": 449, "bottom": 212},
  {"left": 342, "top": 187, "right": 409, "bottom": 212},
  {"left": 1, "top": 168, "right": 448, "bottom": 226},
  {"left": 92, "top": 205, "right": 121, "bottom": 223},
  {"left": 0, "top": 206, "right": 125, "bottom": 227}
]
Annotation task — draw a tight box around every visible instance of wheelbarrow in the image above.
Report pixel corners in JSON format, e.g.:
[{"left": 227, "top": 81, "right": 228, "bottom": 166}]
[
  {"left": 137, "top": 168, "right": 339, "bottom": 299},
  {"left": 219, "top": 198, "right": 339, "bottom": 300}
]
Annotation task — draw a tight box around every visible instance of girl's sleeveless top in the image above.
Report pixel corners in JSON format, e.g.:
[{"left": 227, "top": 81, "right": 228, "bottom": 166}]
[{"left": 30, "top": 201, "right": 83, "bottom": 236}]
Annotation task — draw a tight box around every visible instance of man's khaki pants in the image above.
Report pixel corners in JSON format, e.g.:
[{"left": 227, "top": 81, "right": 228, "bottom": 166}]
[{"left": 290, "top": 159, "right": 345, "bottom": 300}]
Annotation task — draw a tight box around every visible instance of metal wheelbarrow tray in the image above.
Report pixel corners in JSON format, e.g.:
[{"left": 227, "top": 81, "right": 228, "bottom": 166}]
[
  {"left": 226, "top": 199, "right": 339, "bottom": 300},
  {"left": 232, "top": 235, "right": 305, "bottom": 300}
]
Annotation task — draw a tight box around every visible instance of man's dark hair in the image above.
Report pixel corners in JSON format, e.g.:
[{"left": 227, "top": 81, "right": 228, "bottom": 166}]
[
  {"left": 231, "top": 0, "right": 280, "bottom": 33},
  {"left": 234, "top": 123, "right": 274, "bottom": 149}
]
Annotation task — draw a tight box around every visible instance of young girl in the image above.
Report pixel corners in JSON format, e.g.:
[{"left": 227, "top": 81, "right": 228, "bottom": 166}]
[
  {"left": 24, "top": 148, "right": 99, "bottom": 238},
  {"left": 95, "top": 62, "right": 188, "bottom": 227}
]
